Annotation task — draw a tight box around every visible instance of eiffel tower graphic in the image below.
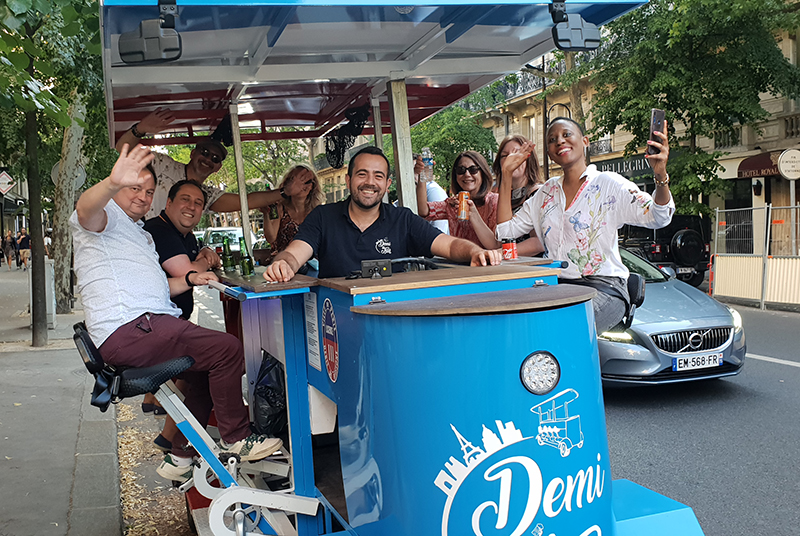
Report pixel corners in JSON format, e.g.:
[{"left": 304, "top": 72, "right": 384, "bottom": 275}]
[{"left": 450, "top": 424, "right": 485, "bottom": 466}]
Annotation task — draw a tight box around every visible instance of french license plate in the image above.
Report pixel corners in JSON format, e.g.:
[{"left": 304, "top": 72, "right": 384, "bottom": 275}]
[
  {"left": 672, "top": 353, "right": 723, "bottom": 372},
  {"left": 677, "top": 267, "right": 693, "bottom": 274}
]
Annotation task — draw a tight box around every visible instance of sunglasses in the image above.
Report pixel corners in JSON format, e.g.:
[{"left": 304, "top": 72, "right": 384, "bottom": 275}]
[
  {"left": 455, "top": 165, "right": 481, "bottom": 176},
  {"left": 198, "top": 146, "right": 223, "bottom": 164}
]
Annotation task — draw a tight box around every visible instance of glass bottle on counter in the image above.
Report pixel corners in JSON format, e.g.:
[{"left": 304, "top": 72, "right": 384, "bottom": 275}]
[
  {"left": 221, "top": 237, "right": 236, "bottom": 273},
  {"left": 239, "top": 237, "right": 254, "bottom": 277}
]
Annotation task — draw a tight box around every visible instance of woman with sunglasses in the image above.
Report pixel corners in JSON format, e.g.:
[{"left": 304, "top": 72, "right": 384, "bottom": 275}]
[
  {"left": 491, "top": 135, "right": 545, "bottom": 255},
  {"left": 416, "top": 151, "right": 499, "bottom": 248},
  {"left": 496, "top": 117, "right": 674, "bottom": 332},
  {"left": 263, "top": 164, "right": 324, "bottom": 257}
]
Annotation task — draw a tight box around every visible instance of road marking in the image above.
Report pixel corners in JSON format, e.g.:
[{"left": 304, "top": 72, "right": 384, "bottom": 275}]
[
  {"left": 209, "top": 314, "right": 219, "bottom": 319},
  {"left": 746, "top": 353, "right": 800, "bottom": 369},
  {"left": 196, "top": 304, "right": 207, "bottom": 310},
  {"left": 217, "top": 320, "right": 225, "bottom": 325}
]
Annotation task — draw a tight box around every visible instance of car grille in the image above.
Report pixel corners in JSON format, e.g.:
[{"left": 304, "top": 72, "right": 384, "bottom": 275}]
[{"left": 651, "top": 327, "right": 733, "bottom": 354}]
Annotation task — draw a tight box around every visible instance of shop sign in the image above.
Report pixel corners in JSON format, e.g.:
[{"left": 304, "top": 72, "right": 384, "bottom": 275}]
[
  {"left": 778, "top": 149, "right": 800, "bottom": 181},
  {"left": 0, "top": 171, "right": 15, "bottom": 195},
  {"left": 596, "top": 155, "right": 650, "bottom": 179}
]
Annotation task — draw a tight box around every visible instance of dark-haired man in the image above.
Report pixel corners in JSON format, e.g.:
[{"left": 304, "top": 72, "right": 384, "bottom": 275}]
[
  {"left": 144, "top": 180, "right": 220, "bottom": 319},
  {"left": 265, "top": 146, "right": 502, "bottom": 282},
  {"left": 71, "top": 145, "right": 282, "bottom": 481}
]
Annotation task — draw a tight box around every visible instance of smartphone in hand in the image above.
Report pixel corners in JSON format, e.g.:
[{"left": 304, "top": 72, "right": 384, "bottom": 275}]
[{"left": 646, "top": 108, "right": 666, "bottom": 155}]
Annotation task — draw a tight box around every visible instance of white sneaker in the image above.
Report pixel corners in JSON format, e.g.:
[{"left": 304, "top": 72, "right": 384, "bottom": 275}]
[
  {"left": 220, "top": 434, "right": 283, "bottom": 462},
  {"left": 156, "top": 454, "right": 193, "bottom": 482}
]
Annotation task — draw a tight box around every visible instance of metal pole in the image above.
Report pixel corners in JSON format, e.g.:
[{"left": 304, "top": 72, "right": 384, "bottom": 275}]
[
  {"left": 541, "top": 56, "right": 548, "bottom": 182},
  {"left": 790, "top": 180, "right": 796, "bottom": 256},
  {"left": 229, "top": 104, "right": 253, "bottom": 254},
  {"left": 712, "top": 207, "right": 719, "bottom": 296},
  {"left": 760, "top": 204, "right": 771, "bottom": 311},
  {"left": 387, "top": 79, "right": 417, "bottom": 213},
  {"left": 372, "top": 97, "right": 383, "bottom": 150}
]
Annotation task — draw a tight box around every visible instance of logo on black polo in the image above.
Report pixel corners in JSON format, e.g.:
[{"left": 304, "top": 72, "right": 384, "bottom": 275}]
[{"left": 375, "top": 237, "right": 392, "bottom": 255}]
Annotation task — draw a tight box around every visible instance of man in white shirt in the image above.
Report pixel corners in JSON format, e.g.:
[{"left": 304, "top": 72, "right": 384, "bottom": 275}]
[{"left": 70, "top": 145, "right": 282, "bottom": 481}]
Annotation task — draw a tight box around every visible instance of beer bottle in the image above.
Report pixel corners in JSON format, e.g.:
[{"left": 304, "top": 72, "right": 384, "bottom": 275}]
[
  {"left": 239, "top": 237, "right": 254, "bottom": 277},
  {"left": 221, "top": 237, "right": 236, "bottom": 273}
]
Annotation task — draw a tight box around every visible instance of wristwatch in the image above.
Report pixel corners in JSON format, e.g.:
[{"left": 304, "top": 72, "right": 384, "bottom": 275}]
[
  {"left": 130, "top": 123, "right": 145, "bottom": 138},
  {"left": 185, "top": 270, "right": 198, "bottom": 287}
]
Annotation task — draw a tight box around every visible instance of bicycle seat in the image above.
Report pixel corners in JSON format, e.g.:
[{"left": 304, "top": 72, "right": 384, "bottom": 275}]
[{"left": 73, "top": 322, "right": 195, "bottom": 412}]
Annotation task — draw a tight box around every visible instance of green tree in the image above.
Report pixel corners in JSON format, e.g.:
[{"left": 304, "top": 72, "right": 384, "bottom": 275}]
[
  {"left": 1, "top": 0, "right": 102, "bottom": 343},
  {"left": 586, "top": 0, "right": 800, "bottom": 214},
  {"left": 383, "top": 104, "right": 498, "bottom": 197}
]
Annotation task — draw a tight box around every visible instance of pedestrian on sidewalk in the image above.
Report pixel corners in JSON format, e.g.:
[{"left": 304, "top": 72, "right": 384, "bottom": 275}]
[
  {"left": 2, "top": 230, "right": 15, "bottom": 270},
  {"left": 16, "top": 227, "right": 30, "bottom": 271}
]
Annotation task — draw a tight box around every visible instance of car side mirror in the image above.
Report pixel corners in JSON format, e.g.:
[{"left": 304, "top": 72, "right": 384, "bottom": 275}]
[
  {"left": 661, "top": 266, "right": 677, "bottom": 279},
  {"left": 119, "top": 19, "right": 182, "bottom": 64}
]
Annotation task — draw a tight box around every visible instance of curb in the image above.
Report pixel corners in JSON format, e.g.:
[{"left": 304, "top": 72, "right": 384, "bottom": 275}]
[{"left": 67, "top": 369, "right": 123, "bottom": 536}]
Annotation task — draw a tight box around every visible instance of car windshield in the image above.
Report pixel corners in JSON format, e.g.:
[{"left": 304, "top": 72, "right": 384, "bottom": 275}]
[
  {"left": 619, "top": 247, "right": 668, "bottom": 283},
  {"left": 207, "top": 231, "right": 240, "bottom": 244}
]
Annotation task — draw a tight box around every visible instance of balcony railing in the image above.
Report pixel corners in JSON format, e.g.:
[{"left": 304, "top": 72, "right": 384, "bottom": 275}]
[
  {"left": 714, "top": 126, "right": 741, "bottom": 149},
  {"left": 785, "top": 114, "right": 800, "bottom": 139},
  {"left": 589, "top": 139, "right": 612, "bottom": 156}
]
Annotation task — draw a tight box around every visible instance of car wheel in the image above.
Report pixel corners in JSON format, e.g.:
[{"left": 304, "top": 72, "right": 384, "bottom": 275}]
[
  {"left": 686, "top": 270, "right": 705, "bottom": 287},
  {"left": 671, "top": 229, "right": 704, "bottom": 267}
]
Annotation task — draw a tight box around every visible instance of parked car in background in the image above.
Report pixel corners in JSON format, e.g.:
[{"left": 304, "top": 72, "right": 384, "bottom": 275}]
[
  {"left": 599, "top": 247, "right": 745, "bottom": 385},
  {"left": 201, "top": 227, "right": 256, "bottom": 252},
  {"left": 619, "top": 214, "right": 710, "bottom": 287}
]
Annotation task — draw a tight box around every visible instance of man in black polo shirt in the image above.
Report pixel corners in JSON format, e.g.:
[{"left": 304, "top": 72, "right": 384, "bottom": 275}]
[
  {"left": 144, "top": 180, "right": 220, "bottom": 318},
  {"left": 264, "top": 146, "right": 501, "bottom": 282}
]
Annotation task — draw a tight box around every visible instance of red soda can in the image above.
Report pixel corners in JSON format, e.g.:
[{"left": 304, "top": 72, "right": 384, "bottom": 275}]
[
  {"left": 457, "top": 191, "right": 470, "bottom": 221},
  {"left": 502, "top": 239, "right": 517, "bottom": 260}
]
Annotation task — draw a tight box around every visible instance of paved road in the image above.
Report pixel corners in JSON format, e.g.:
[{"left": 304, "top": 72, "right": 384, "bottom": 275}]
[{"left": 604, "top": 304, "right": 800, "bottom": 536}]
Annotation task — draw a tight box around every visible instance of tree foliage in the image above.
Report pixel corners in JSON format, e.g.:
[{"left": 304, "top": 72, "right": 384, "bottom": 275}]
[
  {"left": 163, "top": 132, "right": 308, "bottom": 194},
  {"left": 383, "top": 104, "right": 498, "bottom": 197},
  {"left": 586, "top": 0, "right": 800, "bottom": 214}
]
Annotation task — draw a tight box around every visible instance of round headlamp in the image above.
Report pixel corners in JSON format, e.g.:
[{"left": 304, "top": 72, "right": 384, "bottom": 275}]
[{"left": 520, "top": 351, "right": 560, "bottom": 395}]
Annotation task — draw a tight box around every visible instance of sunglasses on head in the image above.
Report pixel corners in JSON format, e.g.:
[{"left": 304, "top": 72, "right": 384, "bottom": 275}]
[
  {"left": 455, "top": 165, "right": 481, "bottom": 176},
  {"left": 198, "top": 146, "right": 222, "bottom": 164}
]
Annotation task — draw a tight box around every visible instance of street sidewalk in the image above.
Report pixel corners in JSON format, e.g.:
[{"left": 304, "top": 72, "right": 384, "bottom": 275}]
[{"left": 0, "top": 265, "right": 122, "bottom": 536}]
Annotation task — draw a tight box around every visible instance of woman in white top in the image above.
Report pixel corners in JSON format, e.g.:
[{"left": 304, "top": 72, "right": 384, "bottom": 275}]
[{"left": 496, "top": 117, "right": 675, "bottom": 332}]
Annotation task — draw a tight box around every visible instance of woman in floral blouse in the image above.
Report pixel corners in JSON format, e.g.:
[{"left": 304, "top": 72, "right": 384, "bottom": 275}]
[
  {"left": 416, "top": 151, "right": 499, "bottom": 248},
  {"left": 496, "top": 117, "right": 675, "bottom": 332}
]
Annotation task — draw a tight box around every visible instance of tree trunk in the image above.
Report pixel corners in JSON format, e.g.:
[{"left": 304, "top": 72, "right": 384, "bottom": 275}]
[
  {"left": 54, "top": 90, "right": 86, "bottom": 314},
  {"left": 26, "top": 107, "right": 47, "bottom": 347}
]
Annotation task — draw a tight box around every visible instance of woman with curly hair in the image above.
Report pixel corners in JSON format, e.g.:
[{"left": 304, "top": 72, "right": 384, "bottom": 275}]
[{"left": 263, "top": 164, "right": 324, "bottom": 257}]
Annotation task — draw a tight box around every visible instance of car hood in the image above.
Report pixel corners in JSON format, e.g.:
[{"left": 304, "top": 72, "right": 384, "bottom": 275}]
[{"left": 631, "top": 279, "right": 732, "bottom": 327}]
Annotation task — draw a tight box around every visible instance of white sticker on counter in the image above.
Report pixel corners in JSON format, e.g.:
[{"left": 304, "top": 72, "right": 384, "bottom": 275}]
[{"left": 304, "top": 293, "right": 321, "bottom": 371}]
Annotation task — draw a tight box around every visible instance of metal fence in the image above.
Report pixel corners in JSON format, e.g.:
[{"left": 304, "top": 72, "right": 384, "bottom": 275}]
[{"left": 713, "top": 205, "right": 800, "bottom": 309}]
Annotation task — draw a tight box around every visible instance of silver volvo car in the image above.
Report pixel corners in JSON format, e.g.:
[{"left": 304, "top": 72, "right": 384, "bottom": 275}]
[{"left": 599, "top": 248, "right": 746, "bottom": 385}]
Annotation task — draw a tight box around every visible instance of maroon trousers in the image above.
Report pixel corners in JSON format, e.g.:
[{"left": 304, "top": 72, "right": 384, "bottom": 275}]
[{"left": 99, "top": 313, "right": 250, "bottom": 457}]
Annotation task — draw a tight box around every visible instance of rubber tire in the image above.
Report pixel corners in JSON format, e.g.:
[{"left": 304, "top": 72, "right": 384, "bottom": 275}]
[
  {"left": 671, "top": 229, "right": 704, "bottom": 267},
  {"left": 686, "top": 270, "right": 705, "bottom": 287}
]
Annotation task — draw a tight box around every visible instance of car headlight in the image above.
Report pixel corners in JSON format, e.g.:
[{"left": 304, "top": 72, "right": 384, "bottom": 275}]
[
  {"left": 520, "top": 351, "right": 560, "bottom": 395},
  {"left": 598, "top": 331, "right": 633, "bottom": 342},
  {"left": 726, "top": 306, "right": 743, "bottom": 332}
]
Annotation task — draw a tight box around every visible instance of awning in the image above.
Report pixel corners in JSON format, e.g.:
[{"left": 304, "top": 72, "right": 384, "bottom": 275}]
[
  {"left": 737, "top": 151, "right": 781, "bottom": 179},
  {"left": 102, "top": 0, "right": 648, "bottom": 145}
]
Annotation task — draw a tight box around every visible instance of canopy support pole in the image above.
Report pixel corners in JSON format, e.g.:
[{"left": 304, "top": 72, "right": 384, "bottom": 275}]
[
  {"left": 387, "top": 79, "right": 417, "bottom": 213},
  {"left": 229, "top": 103, "right": 253, "bottom": 253}
]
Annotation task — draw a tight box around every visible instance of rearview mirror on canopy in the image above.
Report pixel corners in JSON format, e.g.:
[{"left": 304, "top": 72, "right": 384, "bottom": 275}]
[
  {"left": 550, "top": 1, "right": 601, "bottom": 52},
  {"left": 119, "top": 18, "right": 182, "bottom": 64}
]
